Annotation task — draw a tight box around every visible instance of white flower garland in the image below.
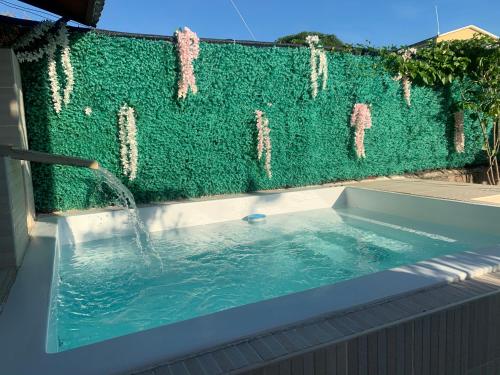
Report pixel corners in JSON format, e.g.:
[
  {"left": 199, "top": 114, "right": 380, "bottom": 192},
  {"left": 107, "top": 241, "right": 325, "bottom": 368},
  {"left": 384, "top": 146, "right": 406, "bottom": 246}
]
[
  {"left": 13, "top": 20, "right": 53, "bottom": 50},
  {"left": 47, "top": 44, "right": 62, "bottom": 114},
  {"left": 58, "top": 26, "right": 74, "bottom": 106},
  {"left": 118, "top": 104, "right": 139, "bottom": 181},
  {"left": 14, "top": 23, "right": 74, "bottom": 114},
  {"left": 306, "top": 35, "right": 328, "bottom": 98}
]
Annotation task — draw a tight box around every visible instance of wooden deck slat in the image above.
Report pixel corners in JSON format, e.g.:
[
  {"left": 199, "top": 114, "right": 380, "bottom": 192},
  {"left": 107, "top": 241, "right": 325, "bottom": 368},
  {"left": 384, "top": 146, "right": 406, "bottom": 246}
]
[
  {"left": 238, "top": 343, "right": 263, "bottom": 365},
  {"left": 357, "top": 336, "right": 368, "bottom": 375},
  {"left": 465, "top": 279, "right": 500, "bottom": 293},
  {"left": 404, "top": 321, "right": 414, "bottom": 375},
  {"left": 325, "top": 346, "right": 336, "bottom": 375},
  {"left": 295, "top": 324, "right": 328, "bottom": 346},
  {"left": 376, "top": 329, "right": 387, "bottom": 375},
  {"left": 352, "top": 309, "right": 384, "bottom": 328},
  {"left": 212, "top": 350, "right": 236, "bottom": 373},
  {"left": 313, "top": 348, "right": 326, "bottom": 375},
  {"left": 303, "top": 353, "right": 314, "bottom": 375},
  {"left": 170, "top": 362, "right": 190, "bottom": 375},
  {"left": 430, "top": 315, "right": 440, "bottom": 375},
  {"left": 249, "top": 339, "right": 276, "bottom": 362},
  {"left": 347, "top": 339, "right": 358, "bottom": 375},
  {"left": 336, "top": 343, "right": 347, "bottom": 375},
  {"left": 291, "top": 357, "right": 303, "bottom": 375},
  {"left": 196, "top": 353, "right": 223, "bottom": 375},
  {"left": 366, "top": 333, "right": 377, "bottom": 375},
  {"left": 395, "top": 323, "right": 405, "bottom": 375},
  {"left": 452, "top": 307, "right": 462, "bottom": 375},
  {"left": 259, "top": 335, "right": 288, "bottom": 358},
  {"left": 315, "top": 320, "right": 344, "bottom": 341},
  {"left": 444, "top": 309, "right": 455, "bottom": 375},
  {"left": 281, "top": 329, "right": 311, "bottom": 351},
  {"left": 278, "top": 360, "right": 291, "bottom": 375},
  {"left": 386, "top": 327, "right": 397, "bottom": 375},
  {"left": 461, "top": 303, "right": 470, "bottom": 374},
  {"left": 223, "top": 346, "right": 249, "bottom": 370},
  {"left": 327, "top": 317, "right": 357, "bottom": 336},
  {"left": 154, "top": 365, "right": 173, "bottom": 375},
  {"left": 414, "top": 318, "right": 423, "bottom": 375},
  {"left": 437, "top": 311, "right": 447, "bottom": 375},
  {"left": 183, "top": 358, "right": 205, "bottom": 375},
  {"left": 263, "top": 363, "right": 280, "bottom": 375}
]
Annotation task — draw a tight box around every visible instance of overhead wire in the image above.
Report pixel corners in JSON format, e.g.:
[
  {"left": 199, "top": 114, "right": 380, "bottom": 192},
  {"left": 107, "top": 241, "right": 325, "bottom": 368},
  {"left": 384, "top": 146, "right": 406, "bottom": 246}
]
[
  {"left": 0, "top": 0, "right": 57, "bottom": 20},
  {"left": 228, "top": 0, "right": 256, "bottom": 41}
]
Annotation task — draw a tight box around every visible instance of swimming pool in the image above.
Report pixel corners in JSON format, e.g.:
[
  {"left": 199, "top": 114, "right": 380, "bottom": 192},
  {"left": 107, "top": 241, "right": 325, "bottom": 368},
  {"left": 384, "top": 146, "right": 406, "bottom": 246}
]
[
  {"left": 3, "top": 186, "right": 500, "bottom": 375},
  {"left": 50, "top": 206, "right": 500, "bottom": 352}
]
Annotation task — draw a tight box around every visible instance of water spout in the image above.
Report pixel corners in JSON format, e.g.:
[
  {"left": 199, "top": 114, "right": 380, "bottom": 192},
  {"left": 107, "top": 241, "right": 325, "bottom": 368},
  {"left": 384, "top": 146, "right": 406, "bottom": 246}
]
[
  {"left": 0, "top": 144, "right": 161, "bottom": 267},
  {"left": 0, "top": 144, "right": 99, "bottom": 169}
]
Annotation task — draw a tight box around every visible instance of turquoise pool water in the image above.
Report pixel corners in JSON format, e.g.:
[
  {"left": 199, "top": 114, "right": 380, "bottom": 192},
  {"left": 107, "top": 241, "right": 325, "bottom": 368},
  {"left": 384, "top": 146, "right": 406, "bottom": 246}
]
[{"left": 49, "top": 207, "right": 500, "bottom": 351}]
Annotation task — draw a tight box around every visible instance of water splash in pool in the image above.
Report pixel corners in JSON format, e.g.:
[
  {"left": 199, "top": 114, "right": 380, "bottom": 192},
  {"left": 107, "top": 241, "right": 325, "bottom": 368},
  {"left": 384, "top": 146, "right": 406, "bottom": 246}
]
[{"left": 95, "top": 167, "right": 162, "bottom": 267}]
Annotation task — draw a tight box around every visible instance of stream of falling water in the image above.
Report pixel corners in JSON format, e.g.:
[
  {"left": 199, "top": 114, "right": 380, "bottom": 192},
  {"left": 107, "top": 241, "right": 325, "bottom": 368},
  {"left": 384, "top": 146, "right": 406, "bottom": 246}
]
[{"left": 94, "top": 167, "right": 163, "bottom": 268}]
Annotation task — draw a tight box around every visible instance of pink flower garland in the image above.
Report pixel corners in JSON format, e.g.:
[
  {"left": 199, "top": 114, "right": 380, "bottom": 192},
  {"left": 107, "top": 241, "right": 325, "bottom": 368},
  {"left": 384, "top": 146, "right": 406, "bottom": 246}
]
[
  {"left": 454, "top": 111, "right": 465, "bottom": 153},
  {"left": 255, "top": 110, "right": 272, "bottom": 178},
  {"left": 175, "top": 27, "right": 200, "bottom": 99},
  {"left": 350, "top": 103, "right": 372, "bottom": 158}
]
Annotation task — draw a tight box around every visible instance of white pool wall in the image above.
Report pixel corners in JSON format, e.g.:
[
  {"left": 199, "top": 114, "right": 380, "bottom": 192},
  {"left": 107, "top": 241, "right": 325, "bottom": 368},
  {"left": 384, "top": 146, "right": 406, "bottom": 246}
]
[
  {"left": 58, "top": 187, "right": 346, "bottom": 245},
  {"left": 342, "top": 187, "right": 500, "bottom": 235}
]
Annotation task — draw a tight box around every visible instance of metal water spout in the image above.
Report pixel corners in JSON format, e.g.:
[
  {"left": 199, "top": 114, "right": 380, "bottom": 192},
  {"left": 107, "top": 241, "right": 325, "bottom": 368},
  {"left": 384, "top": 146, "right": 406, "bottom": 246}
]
[{"left": 0, "top": 144, "right": 99, "bottom": 169}]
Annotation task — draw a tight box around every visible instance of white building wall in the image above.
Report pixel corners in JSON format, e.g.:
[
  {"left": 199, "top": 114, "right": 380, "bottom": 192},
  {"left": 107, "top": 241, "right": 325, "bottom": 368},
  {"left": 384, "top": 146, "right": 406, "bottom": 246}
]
[{"left": 0, "top": 49, "right": 35, "bottom": 267}]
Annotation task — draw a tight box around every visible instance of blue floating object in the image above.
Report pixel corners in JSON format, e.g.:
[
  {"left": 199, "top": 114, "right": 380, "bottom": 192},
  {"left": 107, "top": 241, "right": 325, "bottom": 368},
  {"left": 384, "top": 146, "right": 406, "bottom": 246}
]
[{"left": 244, "top": 213, "right": 266, "bottom": 223}]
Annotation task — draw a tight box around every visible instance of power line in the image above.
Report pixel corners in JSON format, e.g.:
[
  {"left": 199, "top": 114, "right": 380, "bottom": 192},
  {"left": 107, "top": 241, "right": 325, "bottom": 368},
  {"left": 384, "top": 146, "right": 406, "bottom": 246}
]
[
  {"left": 228, "top": 0, "right": 256, "bottom": 41},
  {"left": 434, "top": 5, "right": 441, "bottom": 36},
  {"left": 0, "top": 0, "right": 57, "bottom": 18},
  {"left": 0, "top": 0, "right": 57, "bottom": 20}
]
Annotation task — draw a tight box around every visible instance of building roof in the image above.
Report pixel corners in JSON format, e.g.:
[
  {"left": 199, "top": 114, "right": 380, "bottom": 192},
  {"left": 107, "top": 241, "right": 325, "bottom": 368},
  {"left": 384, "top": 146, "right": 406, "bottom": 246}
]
[
  {"left": 439, "top": 25, "right": 498, "bottom": 39},
  {"left": 411, "top": 24, "right": 498, "bottom": 47},
  {"left": 19, "top": 0, "right": 105, "bottom": 27}
]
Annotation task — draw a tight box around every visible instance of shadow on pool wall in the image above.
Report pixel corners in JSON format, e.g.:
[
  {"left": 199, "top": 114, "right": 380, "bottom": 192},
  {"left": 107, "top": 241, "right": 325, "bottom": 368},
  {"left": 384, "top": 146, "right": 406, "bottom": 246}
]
[{"left": 18, "top": 28, "right": 485, "bottom": 213}]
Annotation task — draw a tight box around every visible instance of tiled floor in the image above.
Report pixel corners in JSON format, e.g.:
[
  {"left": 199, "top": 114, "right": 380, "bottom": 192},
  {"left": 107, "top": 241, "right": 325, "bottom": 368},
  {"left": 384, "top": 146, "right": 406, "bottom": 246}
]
[{"left": 351, "top": 178, "right": 500, "bottom": 205}]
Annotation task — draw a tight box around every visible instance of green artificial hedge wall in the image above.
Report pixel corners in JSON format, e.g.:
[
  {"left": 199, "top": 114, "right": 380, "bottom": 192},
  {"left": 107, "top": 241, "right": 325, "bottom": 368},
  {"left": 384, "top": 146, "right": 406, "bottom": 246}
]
[{"left": 20, "top": 30, "right": 484, "bottom": 212}]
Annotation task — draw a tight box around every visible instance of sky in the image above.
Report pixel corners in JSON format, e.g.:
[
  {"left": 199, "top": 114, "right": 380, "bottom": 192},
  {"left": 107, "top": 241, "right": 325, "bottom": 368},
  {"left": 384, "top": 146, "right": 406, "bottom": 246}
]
[{"left": 0, "top": 0, "right": 499, "bottom": 46}]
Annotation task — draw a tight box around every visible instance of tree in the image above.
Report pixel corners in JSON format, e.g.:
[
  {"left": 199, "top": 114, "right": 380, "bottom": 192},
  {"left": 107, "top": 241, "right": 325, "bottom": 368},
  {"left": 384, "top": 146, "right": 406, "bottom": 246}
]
[
  {"left": 385, "top": 36, "right": 500, "bottom": 184},
  {"left": 276, "top": 31, "right": 344, "bottom": 48}
]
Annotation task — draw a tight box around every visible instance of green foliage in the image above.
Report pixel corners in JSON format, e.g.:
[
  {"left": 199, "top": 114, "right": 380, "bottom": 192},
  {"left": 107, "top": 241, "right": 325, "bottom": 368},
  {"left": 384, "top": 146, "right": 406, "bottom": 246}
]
[
  {"left": 385, "top": 36, "right": 500, "bottom": 183},
  {"left": 20, "top": 30, "right": 484, "bottom": 212},
  {"left": 276, "top": 31, "right": 344, "bottom": 48}
]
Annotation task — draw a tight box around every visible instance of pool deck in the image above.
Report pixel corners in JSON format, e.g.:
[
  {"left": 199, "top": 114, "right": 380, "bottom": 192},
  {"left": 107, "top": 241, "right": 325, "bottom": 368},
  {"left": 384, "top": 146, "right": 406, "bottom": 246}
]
[{"left": 350, "top": 178, "right": 500, "bottom": 206}]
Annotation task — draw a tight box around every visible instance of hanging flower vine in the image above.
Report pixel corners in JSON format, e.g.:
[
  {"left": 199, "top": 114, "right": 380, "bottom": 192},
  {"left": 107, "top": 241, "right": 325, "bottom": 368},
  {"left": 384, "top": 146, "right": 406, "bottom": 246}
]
[
  {"left": 14, "top": 22, "right": 75, "bottom": 114},
  {"left": 13, "top": 20, "right": 53, "bottom": 50},
  {"left": 255, "top": 110, "right": 272, "bottom": 178},
  {"left": 175, "top": 27, "right": 200, "bottom": 99},
  {"left": 118, "top": 104, "right": 139, "bottom": 181},
  {"left": 454, "top": 111, "right": 465, "bottom": 153},
  {"left": 392, "top": 48, "right": 416, "bottom": 107},
  {"left": 350, "top": 103, "right": 372, "bottom": 158},
  {"left": 306, "top": 35, "right": 328, "bottom": 98}
]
